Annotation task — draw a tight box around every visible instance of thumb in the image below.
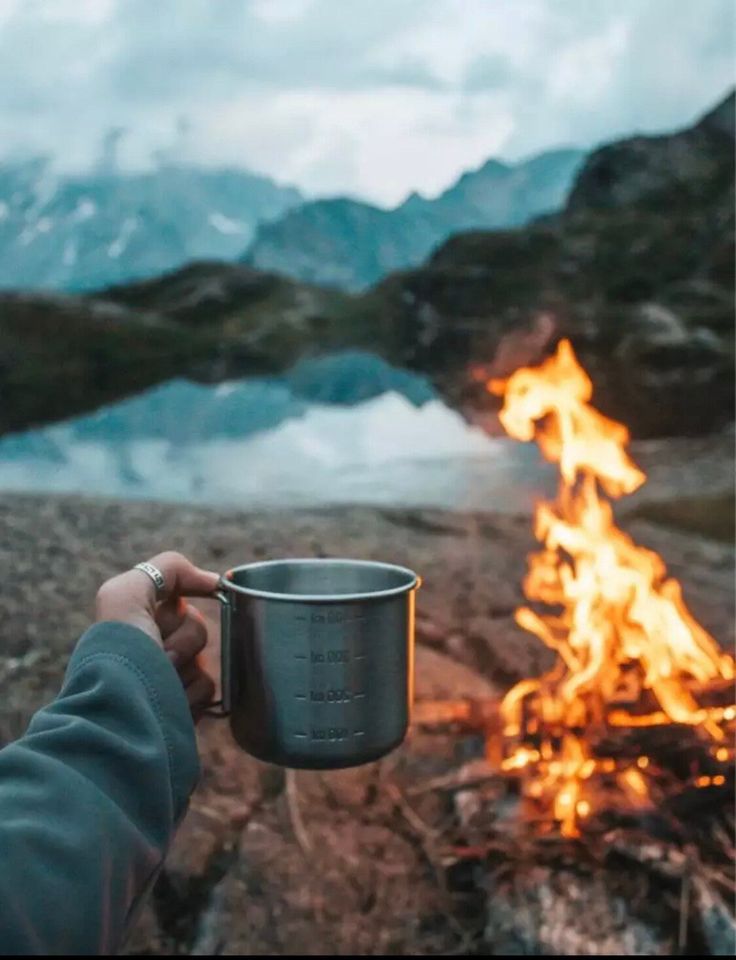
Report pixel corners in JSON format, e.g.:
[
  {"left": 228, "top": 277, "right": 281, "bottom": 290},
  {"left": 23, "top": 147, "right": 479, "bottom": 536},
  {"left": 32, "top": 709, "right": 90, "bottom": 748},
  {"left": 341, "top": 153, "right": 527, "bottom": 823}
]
[{"left": 146, "top": 552, "right": 220, "bottom": 599}]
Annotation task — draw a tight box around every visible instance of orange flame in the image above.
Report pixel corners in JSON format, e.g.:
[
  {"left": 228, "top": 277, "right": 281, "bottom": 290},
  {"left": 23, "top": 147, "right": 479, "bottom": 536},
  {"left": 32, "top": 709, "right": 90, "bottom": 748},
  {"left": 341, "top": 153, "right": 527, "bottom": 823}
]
[{"left": 489, "top": 339, "right": 735, "bottom": 836}]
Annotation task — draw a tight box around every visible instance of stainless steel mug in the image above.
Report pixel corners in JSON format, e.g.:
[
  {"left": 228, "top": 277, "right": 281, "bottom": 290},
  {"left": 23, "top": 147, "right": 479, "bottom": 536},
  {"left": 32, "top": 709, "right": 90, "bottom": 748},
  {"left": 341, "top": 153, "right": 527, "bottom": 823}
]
[{"left": 214, "top": 558, "right": 419, "bottom": 769}]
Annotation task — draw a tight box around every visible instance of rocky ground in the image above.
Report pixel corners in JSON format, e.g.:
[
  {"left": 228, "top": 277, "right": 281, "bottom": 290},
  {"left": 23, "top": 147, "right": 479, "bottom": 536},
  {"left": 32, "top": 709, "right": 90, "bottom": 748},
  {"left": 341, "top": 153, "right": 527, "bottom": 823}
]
[{"left": 0, "top": 485, "right": 733, "bottom": 954}]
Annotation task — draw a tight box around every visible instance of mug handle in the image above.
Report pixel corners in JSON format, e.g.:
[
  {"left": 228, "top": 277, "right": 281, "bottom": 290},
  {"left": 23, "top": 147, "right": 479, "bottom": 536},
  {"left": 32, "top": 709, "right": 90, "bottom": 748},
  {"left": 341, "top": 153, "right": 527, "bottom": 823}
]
[{"left": 203, "top": 578, "right": 231, "bottom": 718}]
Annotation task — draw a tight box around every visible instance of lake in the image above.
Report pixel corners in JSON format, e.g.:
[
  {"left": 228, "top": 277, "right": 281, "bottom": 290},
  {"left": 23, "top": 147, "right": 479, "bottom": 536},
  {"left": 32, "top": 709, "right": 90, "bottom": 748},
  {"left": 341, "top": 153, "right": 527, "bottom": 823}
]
[{"left": 0, "top": 354, "right": 556, "bottom": 512}]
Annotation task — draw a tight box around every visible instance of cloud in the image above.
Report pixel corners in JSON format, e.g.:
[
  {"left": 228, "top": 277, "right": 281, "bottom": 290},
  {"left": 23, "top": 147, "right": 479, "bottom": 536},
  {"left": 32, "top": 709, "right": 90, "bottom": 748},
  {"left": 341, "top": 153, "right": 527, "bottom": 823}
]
[
  {"left": 463, "top": 55, "right": 517, "bottom": 93},
  {"left": 0, "top": 0, "right": 733, "bottom": 204}
]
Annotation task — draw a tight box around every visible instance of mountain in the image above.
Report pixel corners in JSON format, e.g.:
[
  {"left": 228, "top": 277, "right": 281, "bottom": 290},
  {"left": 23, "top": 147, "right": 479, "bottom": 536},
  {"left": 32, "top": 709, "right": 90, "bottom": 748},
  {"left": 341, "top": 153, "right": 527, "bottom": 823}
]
[
  {"left": 1, "top": 93, "right": 732, "bottom": 441},
  {"left": 0, "top": 146, "right": 582, "bottom": 294},
  {"left": 347, "top": 91, "right": 735, "bottom": 437},
  {"left": 0, "top": 160, "right": 302, "bottom": 291},
  {"left": 0, "top": 262, "right": 347, "bottom": 434},
  {"left": 244, "top": 148, "right": 585, "bottom": 290},
  {"left": 566, "top": 90, "right": 735, "bottom": 212},
  {"left": 0, "top": 289, "right": 212, "bottom": 435}
]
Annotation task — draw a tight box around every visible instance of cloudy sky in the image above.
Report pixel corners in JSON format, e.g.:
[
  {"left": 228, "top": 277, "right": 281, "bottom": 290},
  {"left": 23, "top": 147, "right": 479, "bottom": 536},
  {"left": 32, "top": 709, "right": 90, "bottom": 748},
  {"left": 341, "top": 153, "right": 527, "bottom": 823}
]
[{"left": 0, "top": 0, "right": 733, "bottom": 205}]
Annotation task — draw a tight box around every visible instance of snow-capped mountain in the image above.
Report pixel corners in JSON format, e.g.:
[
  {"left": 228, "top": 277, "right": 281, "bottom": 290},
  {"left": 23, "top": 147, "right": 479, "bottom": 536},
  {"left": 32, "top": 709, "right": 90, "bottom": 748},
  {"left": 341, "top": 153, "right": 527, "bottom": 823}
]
[{"left": 0, "top": 158, "right": 302, "bottom": 290}]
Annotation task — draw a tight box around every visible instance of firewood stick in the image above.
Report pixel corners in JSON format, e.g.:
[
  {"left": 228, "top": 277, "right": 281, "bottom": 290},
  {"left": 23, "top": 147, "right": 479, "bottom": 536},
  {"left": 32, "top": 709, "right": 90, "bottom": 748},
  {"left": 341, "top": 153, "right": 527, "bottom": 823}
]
[
  {"left": 685, "top": 676, "right": 736, "bottom": 708},
  {"left": 384, "top": 781, "right": 441, "bottom": 840},
  {"left": 404, "top": 758, "right": 498, "bottom": 797},
  {"left": 285, "top": 769, "right": 312, "bottom": 856},
  {"left": 412, "top": 697, "right": 501, "bottom": 730}
]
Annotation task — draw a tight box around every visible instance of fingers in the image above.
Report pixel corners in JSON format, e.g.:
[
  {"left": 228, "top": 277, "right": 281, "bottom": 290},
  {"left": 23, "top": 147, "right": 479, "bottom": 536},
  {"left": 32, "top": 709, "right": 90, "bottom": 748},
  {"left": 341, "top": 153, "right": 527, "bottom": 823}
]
[
  {"left": 187, "top": 668, "right": 216, "bottom": 723},
  {"left": 188, "top": 670, "right": 215, "bottom": 703},
  {"left": 163, "top": 603, "right": 208, "bottom": 668},
  {"left": 156, "top": 596, "right": 187, "bottom": 639},
  {"left": 173, "top": 659, "right": 216, "bottom": 723},
  {"left": 164, "top": 607, "right": 214, "bottom": 723},
  {"left": 176, "top": 658, "right": 202, "bottom": 686}
]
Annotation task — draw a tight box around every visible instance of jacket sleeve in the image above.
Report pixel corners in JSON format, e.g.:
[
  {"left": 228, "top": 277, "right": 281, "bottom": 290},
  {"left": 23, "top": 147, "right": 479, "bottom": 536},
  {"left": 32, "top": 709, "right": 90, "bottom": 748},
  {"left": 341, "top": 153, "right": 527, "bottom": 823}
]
[{"left": 0, "top": 621, "right": 200, "bottom": 955}]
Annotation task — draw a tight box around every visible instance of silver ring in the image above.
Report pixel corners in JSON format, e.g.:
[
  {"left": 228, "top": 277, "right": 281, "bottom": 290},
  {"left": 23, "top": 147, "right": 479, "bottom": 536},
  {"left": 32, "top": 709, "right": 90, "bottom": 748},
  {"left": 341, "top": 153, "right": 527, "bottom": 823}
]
[{"left": 134, "top": 562, "right": 166, "bottom": 597}]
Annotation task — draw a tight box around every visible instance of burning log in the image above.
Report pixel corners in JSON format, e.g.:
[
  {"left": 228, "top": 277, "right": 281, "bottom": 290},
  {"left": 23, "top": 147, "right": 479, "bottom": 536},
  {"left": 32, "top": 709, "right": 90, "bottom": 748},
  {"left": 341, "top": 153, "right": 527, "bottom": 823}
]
[
  {"left": 413, "top": 676, "right": 734, "bottom": 741},
  {"left": 412, "top": 697, "right": 500, "bottom": 730}
]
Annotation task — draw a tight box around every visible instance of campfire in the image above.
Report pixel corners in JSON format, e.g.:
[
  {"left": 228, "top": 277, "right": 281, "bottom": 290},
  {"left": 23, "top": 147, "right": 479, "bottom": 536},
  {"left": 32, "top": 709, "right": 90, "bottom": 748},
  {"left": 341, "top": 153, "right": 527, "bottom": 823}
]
[
  {"left": 414, "top": 339, "right": 734, "bottom": 848},
  {"left": 484, "top": 339, "right": 735, "bottom": 838},
  {"left": 407, "top": 339, "right": 734, "bottom": 951}
]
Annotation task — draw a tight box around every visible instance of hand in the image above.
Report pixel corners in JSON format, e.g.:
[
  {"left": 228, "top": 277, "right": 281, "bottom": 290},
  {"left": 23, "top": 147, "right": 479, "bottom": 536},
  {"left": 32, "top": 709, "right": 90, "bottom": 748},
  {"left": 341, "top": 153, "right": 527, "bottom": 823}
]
[{"left": 95, "top": 551, "right": 220, "bottom": 721}]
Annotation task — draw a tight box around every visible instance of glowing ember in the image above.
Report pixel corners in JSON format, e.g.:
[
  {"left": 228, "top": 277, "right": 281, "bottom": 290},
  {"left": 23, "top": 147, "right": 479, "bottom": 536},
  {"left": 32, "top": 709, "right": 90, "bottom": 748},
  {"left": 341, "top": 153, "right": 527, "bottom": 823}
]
[{"left": 488, "top": 339, "right": 735, "bottom": 837}]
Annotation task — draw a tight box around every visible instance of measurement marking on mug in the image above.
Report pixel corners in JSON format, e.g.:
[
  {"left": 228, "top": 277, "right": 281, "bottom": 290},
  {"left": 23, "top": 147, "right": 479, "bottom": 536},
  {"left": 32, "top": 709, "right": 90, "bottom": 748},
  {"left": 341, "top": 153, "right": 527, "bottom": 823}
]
[
  {"left": 354, "top": 731, "right": 366, "bottom": 737},
  {"left": 310, "top": 727, "right": 348, "bottom": 741},
  {"left": 310, "top": 649, "right": 349, "bottom": 663},
  {"left": 294, "top": 653, "right": 308, "bottom": 660},
  {"left": 353, "top": 692, "right": 366, "bottom": 699},
  {"left": 294, "top": 693, "right": 307, "bottom": 700},
  {"left": 309, "top": 611, "right": 368, "bottom": 624},
  {"left": 309, "top": 689, "right": 352, "bottom": 703},
  {"left": 293, "top": 732, "right": 308, "bottom": 739}
]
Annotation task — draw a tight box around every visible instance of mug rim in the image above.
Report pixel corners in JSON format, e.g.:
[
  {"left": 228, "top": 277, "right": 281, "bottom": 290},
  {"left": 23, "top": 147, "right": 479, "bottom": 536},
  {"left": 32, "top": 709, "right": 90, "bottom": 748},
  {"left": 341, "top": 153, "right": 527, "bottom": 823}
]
[{"left": 219, "top": 557, "right": 419, "bottom": 603}]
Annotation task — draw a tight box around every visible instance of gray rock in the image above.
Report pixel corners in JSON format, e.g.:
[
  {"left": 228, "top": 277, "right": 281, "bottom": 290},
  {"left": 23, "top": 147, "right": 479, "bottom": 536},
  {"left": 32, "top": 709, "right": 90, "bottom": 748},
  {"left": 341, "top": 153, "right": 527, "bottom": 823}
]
[{"left": 483, "top": 864, "right": 676, "bottom": 955}]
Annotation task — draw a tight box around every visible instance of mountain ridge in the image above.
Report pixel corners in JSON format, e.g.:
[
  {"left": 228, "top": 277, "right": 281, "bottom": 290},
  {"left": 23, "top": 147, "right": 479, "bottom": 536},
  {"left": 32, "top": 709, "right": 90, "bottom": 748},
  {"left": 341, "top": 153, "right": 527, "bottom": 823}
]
[{"left": 244, "top": 147, "right": 585, "bottom": 291}]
